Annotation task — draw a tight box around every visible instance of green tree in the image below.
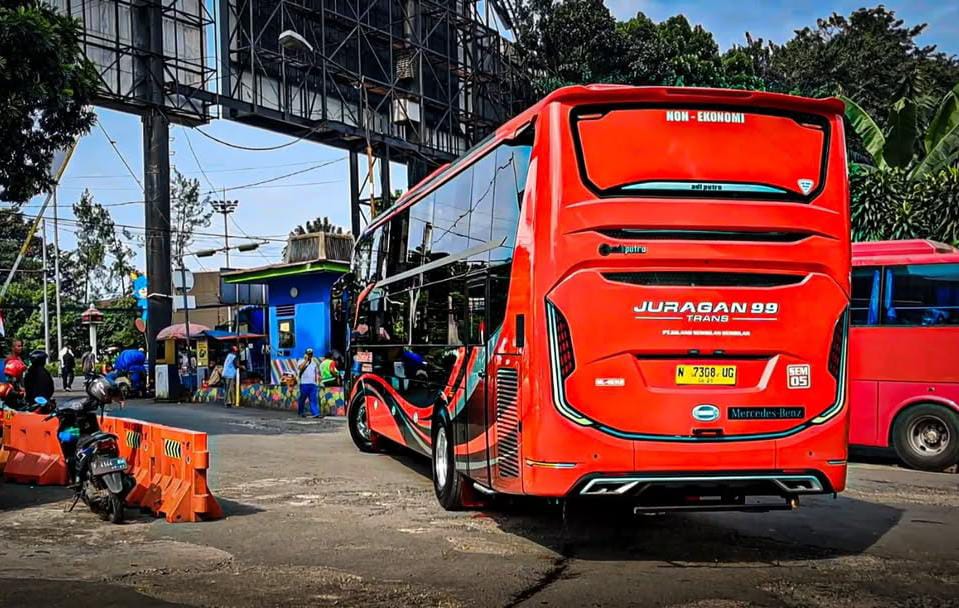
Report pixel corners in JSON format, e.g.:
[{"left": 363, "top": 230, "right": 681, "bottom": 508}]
[
  {"left": 841, "top": 83, "right": 959, "bottom": 178},
  {"left": 171, "top": 169, "right": 212, "bottom": 263},
  {"left": 0, "top": 1, "right": 98, "bottom": 203},
  {"left": 768, "top": 7, "right": 959, "bottom": 125},
  {"left": 73, "top": 190, "right": 115, "bottom": 302},
  {"left": 514, "top": 0, "right": 628, "bottom": 95},
  {"left": 291, "top": 216, "right": 346, "bottom": 237}
]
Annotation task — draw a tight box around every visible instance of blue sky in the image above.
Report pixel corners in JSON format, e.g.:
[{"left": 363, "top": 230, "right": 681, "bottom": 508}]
[{"left": 24, "top": 1, "right": 958, "bottom": 288}]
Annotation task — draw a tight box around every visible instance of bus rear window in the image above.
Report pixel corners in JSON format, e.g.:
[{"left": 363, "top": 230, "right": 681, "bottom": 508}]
[{"left": 573, "top": 107, "right": 828, "bottom": 200}]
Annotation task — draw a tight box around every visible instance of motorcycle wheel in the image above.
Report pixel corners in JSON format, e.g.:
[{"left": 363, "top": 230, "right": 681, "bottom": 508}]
[{"left": 104, "top": 494, "right": 124, "bottom": 524}]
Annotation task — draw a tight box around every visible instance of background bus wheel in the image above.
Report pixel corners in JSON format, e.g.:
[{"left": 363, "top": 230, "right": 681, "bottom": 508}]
[
  {"left": 893, "top": 404, "right": 959, "bottom": 471},
  {"left": 348, "top": 396, "right": 381, "bottom": 453},
  {"left": 432, "top": 415, "right": 469, "bottom": 511}
]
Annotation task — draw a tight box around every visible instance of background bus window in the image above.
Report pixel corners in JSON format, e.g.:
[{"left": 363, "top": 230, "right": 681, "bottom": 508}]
[
  {"left": 883, "top": 264, "right": 959, "bottom": 326},
  {"left": 851, "top": 267, "right": 881, "bottom": 325}
]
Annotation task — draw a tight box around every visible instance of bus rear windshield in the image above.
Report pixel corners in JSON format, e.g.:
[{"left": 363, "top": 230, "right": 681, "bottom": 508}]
[{"left": 573, "top": 107, "right": 828, "bottom": 200}]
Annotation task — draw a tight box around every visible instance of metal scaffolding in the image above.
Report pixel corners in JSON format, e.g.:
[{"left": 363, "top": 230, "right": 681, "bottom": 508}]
[{"left": 218, "top": 0, "right": 529, "bottom": 165}]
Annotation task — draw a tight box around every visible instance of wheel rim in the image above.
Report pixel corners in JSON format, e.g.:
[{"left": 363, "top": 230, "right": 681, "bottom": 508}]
[
  {"left": 907, "top": 414, "right": 951, "bottom": 457},
  {"left": 356, "top": 402, "right": 371, "bottom": 440},
  {"left": 435, "top": 426, "right": 449, "bottom": 490}
]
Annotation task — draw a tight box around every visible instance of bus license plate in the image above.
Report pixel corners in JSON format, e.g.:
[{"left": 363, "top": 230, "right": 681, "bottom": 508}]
[{"left": 675, "top": 365, "right": 737, "bottom": 385}]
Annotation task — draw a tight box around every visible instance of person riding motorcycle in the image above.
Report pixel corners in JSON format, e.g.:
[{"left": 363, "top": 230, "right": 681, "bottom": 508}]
[
  {"left": 0, "top": 357, "right": 27, "bottom": 408},
  {"left": 24, "top": 350, "right": 55, "bottom": 405}
]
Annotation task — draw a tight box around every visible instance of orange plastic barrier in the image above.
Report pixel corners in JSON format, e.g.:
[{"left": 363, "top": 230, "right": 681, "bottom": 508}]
[
  {"left": 102, "top": 416, "right": 223, "bottom": 523},
  {"left": 2, "top": 409, "right": 222, "bottom": 523},
  {"left": 1, "top": 409, "right": 68, "bottom": 485}
]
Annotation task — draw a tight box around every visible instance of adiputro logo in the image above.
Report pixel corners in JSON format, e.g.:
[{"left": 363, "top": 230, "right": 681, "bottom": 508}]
[{"left": 692, "top": 404, "right": 721, "bottom": 422}]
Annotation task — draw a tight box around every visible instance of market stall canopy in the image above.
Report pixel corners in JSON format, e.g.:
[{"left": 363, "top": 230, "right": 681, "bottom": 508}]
[
  {"left": 202, "top": 330, "right": 265, "bottom": 341},
  {"left": 156, "top": 323, "right": 211, "bottom": 341}
]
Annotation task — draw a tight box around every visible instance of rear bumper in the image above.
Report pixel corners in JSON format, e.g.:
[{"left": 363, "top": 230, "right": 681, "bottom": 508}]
[
  {"left": 575, "top": 470, "right": 830, "bottom": 497},
  {"left": 519, "top": 408, "right": 849, "bottom": 498}
]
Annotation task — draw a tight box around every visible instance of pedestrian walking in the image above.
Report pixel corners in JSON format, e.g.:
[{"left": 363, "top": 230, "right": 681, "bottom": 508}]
[
  {"left": 223, "top": 346, "right": 239, "bottom": 407},
  {"left": 60, "top": 346, "right": 76, "bottom": 391},
  {"left": 297, "top": 348, "right": 322, "bottom": 418},
  {"left": 81, "top": 349, "right": 96, "bottom": 381}
]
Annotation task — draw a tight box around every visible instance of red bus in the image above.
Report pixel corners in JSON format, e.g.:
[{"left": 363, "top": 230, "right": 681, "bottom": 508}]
[
  {"left": 346, "top": 85, "right": 851, "bottom": 512},
  {"left": 850, "top": 239, "right": 959, "bottom": 471}
]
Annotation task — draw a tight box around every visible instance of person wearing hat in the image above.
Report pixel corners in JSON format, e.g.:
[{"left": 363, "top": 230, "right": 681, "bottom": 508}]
[{"left": 297, "top": 348, "right": 322, "bottom": 418}]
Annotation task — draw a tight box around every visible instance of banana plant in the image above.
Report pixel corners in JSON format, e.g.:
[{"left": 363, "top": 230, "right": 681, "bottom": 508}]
[{"left": 840, "top": 82, "right": 959, "bottom": 179}]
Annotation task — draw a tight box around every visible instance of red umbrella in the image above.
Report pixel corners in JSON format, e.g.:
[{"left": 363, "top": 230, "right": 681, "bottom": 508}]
[{"left": 156, "top": 323, "right": 211, "bottom": 340}]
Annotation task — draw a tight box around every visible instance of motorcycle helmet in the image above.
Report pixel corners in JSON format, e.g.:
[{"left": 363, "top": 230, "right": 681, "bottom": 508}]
[
  {"left": 4, "top": 358, "right": 26, "bottom": 380},
  {"left": 86, "top": 376, "right": 120, "bottom": 403},
  {"left": 29, "top": 350, "right": 48, "bottom": 366}
]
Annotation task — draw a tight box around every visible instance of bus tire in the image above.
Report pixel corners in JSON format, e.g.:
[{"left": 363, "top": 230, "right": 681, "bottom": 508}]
[
  {"left": 892, "top": 403, "right": 959, "bottom": 472},
  {"left": 348, "top": 394, "right": 382, "bottom": 453},
  {"left": 432, "top": 413, "right": 468, "bottom": 511}
]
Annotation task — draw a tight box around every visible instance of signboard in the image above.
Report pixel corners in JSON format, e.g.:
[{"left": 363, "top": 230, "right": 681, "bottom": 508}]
[
  {"left": 173, "top": 269, "right": 195, "bottom": 291},
  {"left": 173, "top": 296, "right": 196, "bottom": 311},
  {"left": 51, "top": 0, "right": 213, "bottom": 124},
  {"left": 196, "top": 339, "right": 209, "bottom": 367}
]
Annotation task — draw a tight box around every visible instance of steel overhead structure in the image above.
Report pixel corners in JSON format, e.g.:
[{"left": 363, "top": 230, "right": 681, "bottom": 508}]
[
  {"left": 46, "top": 0, "right": 527, "bottom": 378},
  {"left": 213, "top": 0, "right": 529, "bottom": 232}
]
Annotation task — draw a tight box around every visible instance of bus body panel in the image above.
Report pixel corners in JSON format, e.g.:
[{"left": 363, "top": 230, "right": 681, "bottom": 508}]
[
  {"left": 348, "top": 85, "right": 851, "bottom": 507},
  {"left": 849, "top": 242, "right": 959, "bottom": 452}
]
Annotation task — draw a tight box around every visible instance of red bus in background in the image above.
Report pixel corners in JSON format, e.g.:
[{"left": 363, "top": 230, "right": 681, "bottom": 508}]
[
  {"left": 346, "top": 85, "right": 851, "bottom": 512},
  {"left": 850, "top": 240, "right": 959, "bottom": 471}
]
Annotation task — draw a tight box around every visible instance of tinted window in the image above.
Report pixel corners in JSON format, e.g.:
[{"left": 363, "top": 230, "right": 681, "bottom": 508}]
[
  {"left": 406, "top": 192, "right": 434, "bottom": 269},
  {"left": 574, "top": 108, "right": 826, "bottom": 200},
  {"left": 353, "top": 235, "right": 372, "bottom": 283},
  {"left": 278, "top": 318, "right": 295, "bottom": 349},
  {"left": 851, "top": 267, "right": 880, "bottom": 326},
  {"left": 884, "top": 264, "right": 959, "bottom": 326},
  {"left": 467, "top": 152, "right": 497, "bottom": 266},
  {"left": 431, "top": 167, "right": 473, "bottom": 259},
  {"left": 368, "top": 224, "right": 389, "bottom": 283},
  {"left": 491, "top": 144, "right": 530, "bottom": 265}
]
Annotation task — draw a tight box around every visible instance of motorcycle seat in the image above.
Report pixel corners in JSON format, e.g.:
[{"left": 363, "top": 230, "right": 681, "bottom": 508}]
[{"left": 77, "top": 431, "right": 118, "bottom": 449}]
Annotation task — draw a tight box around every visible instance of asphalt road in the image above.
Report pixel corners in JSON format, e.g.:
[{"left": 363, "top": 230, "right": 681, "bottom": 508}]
[{"left": 1, "top": 401, "right": 957, "bottom": 607}]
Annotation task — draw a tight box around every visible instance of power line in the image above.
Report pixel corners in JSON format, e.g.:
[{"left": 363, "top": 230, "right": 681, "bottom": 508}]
[
  {"left": 63, "top": 158, "right": 338, "bottom": 180},
  {"left": 97, "top": 121, "right": 143, "bottom": 192},
  {"left": 192, "top": 122, "right": 330, "bottom": 151}
]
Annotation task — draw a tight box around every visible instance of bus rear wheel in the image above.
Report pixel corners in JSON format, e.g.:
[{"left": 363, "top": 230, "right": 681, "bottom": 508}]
[
  {"left": 892, "top": 404, "right": 959, "bottom": 472},
  {"left": 348, "top": 395, "right": 382, "bottom": 453},
  {"left": 432, "top": 415, "right": 469, "bottom": 511}
]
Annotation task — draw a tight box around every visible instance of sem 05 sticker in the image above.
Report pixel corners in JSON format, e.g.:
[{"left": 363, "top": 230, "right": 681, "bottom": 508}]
[
  {"left": 787, "top": 364, "right": 811, "bottom": 389},
  {"left": 595, "top": 378, "right": 625, "bottom": 387}
]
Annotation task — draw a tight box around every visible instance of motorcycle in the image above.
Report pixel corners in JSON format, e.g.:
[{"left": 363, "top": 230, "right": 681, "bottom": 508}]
[{"left": 44, "top": 378, "right": 134, "bottom": 523}]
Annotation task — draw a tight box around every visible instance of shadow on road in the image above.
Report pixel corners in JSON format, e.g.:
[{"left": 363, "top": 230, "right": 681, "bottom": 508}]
[
  {"left": 386, "top": 446, "right": 903, "bottom": 565},
  {"left": 0, "top": 483, "right": 71, "bottom": 512}
]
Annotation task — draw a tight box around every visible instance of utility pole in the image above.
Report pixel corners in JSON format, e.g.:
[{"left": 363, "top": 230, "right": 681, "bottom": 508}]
[
  {"left": 211, "top": 198, "right": 238, "bottom": 326},
  {"left": 137, "top": 0, "right": 172, "bottom": 382},
  {"left": 53, "top": 188, "right": 63, "bottom": 359},
  {"left": 212, "top": 198, "right": 238, "bottom": 269},
  {"left": 41, "top": 219, "right": 50, "bottom": 355}
]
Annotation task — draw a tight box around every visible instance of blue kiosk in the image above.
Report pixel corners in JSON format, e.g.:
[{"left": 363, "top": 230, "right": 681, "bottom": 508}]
[{"left": 222, "top": 233, "right": 351, "bottom": 384}]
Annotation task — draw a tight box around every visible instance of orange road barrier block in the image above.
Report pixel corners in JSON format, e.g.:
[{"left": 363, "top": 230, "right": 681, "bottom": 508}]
[
  {"left": 102, "top": 417, "right": 223, "bottom": 523},
  {"left": 1, "top": 410, "right": 68, "bottom": 485}
]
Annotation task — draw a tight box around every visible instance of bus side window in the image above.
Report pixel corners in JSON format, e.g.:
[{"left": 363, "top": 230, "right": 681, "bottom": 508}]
[
  {"left": 883, "top": 263, "right": 959, "bottom": 326},
  {"left": 851, "top": 267, "right": 880, "bottom": 325}
]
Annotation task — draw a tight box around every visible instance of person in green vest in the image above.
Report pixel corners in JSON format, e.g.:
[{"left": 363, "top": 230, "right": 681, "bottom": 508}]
[{"left": 319, "top": 352, "right": 339, "bottom": 388}]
